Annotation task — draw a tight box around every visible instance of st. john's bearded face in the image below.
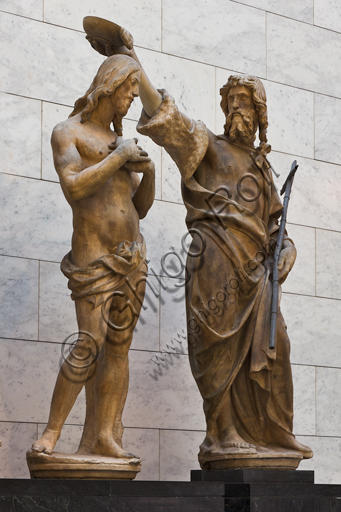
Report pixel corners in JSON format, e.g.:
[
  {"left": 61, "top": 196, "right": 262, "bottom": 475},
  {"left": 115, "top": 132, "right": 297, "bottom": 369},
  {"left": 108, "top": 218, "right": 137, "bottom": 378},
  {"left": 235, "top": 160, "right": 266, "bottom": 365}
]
[{"left": 225, "top": 85, "right": 258, "bottom": 145}]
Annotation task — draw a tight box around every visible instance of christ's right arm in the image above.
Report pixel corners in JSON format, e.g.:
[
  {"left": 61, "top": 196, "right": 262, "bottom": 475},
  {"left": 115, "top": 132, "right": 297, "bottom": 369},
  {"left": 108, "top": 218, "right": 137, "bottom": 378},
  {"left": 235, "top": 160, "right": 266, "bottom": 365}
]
[{"left": 51, "top": 124, "right": 150, "bottom": 201}]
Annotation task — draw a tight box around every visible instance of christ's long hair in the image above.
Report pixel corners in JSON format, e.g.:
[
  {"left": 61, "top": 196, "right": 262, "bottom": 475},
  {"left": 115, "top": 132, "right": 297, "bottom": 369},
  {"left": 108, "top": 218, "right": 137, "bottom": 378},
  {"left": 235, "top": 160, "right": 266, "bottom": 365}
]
[
  {"left": 220, "top": 75, "right": 270, "bottom": 154},
  {"left": 69, "top": 55, "right": 141, "bottom": 136}
]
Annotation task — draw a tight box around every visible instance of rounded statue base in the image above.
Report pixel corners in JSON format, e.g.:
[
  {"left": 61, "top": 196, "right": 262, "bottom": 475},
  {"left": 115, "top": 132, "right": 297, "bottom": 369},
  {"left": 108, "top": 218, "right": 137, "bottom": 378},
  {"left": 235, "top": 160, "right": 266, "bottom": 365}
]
[
  {"left": 200, "top": 447, "right": 303, "bottom": 471},
  {"left": 26, "top": 449, "right": 141, "bottom": 480}
]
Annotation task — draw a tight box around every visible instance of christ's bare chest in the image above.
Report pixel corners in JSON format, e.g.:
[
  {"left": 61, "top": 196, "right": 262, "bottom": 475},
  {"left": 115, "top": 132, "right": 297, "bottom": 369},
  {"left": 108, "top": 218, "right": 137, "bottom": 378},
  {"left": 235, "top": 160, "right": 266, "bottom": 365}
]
[{"left": 77, "top": 129, "right": 116, "bottom": 169}]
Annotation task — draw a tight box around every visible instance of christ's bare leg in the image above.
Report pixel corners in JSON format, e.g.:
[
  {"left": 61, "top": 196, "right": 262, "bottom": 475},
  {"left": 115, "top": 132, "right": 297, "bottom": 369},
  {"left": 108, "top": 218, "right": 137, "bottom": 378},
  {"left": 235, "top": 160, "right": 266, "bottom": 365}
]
[
  {"left": 91, "top": 278, "right": 145, "bottom": 458},
  {"left": 32, "top": 298, "right": 109, "bottom": 454}
]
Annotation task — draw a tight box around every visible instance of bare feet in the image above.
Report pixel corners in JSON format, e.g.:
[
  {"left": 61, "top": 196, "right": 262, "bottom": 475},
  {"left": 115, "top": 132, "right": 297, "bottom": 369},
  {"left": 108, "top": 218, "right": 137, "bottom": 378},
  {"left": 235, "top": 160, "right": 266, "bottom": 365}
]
[
  {"left": 200, "top": 432, "right": 256, "bottom": 456},
  {"left": 91, "top": 435, "right": 139, "bottom": 460},
  {"left": 32, "top": 429, "right": 60, "bottom": 455},
  {"left": 220, "top": 431, "right": 255, "bottom": 451},
  {"left": 275, "top": 435, "right": 313, "bottom": 459}
]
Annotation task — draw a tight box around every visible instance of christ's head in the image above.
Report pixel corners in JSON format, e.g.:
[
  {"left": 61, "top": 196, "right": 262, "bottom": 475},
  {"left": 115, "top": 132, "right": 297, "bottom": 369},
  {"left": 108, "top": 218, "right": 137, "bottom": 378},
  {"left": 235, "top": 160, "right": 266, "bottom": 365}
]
[
  {"left": 69, "top": 54, "right": 141, "bottom": 136},
  {"left": 220, "top": 75, "right": 268, "bottom": 149}
]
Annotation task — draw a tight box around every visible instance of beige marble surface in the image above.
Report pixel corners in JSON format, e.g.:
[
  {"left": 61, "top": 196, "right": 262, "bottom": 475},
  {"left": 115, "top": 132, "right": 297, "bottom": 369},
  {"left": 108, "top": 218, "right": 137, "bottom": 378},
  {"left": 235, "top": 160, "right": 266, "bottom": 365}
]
[
  {"left": 267, "top": 14, "right": 341, "bottom": 98},
  {"left": 160, "top": 429, "right": 203, "bottom": 480},
  {"left": 316, "top": 229, "right": 341, "bottom": 300},
  {"left": 0, "top": 173, "right": 72, "bottom": 262},
  {"left": 0, "top": 256, "right": 39, "bottom": 341},
  {"left": 292, "top": 364, "right": 316, "bottom": 436},
  {"left": 160, "top": 277, "right": 187, "bottom": 354},
  {"left": 314, "top": 0, "right": 341, "bottom": 33},
  {"left": 162, "top": 0, "right": 266, "bottom": 76},
  {"left": 43, "top": 0, "right": 162, "bottom": 51},
  {"left": 296, "top": 435, "right": 341, "bottom": 484},
  {"left": 315, "top": 94, "right": 341, "bottom": 166},
  {"left": 234, "top": 0, "right": 313, "bottom": 23},
  {"left": 270, "top": 151, "right": 341, "bottom": 232},
  {"left": 0, "top": 92, "right": 41, "bottom": 179},
  {"left": 0, "top": 338, "right": 85, "bottom": 424},
  {"left": 38, "top": 260, "right": 78, "bottom": 343},
  {"left": 316, "top": 367, "right": 341, "bottom": 437},
  {"left": 0, "top": 12, "right": 101, "bottom": 105},
  {"left": 282, "top": 293, "right": 341, "bottom": 368},
  {"left": 123, "top": 349, "right": 205, "bottom": 431},
  {"left": 0, "top": 0, "right": 43, "bottom": 20},
  {"left": 0, "top": 422, "right": 37, "bottom": 478}
]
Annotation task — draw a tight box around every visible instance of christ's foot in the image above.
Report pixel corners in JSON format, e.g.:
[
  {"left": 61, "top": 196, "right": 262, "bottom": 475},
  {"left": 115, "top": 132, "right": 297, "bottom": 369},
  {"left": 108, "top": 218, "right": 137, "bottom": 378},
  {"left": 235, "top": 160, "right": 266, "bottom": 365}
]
[
  {"left": 91, "top": 436, "right": 139, "bottom": 460},
  {"left": 32, "top": 429, "right": 60, "bottom": 455}
]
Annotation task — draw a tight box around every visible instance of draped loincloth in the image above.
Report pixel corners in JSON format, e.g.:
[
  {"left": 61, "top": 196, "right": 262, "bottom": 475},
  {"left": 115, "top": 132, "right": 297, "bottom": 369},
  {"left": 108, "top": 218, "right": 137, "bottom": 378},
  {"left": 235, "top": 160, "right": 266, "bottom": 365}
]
[{"left": 60, "top": 237, "right": 147, "bottom": 308}]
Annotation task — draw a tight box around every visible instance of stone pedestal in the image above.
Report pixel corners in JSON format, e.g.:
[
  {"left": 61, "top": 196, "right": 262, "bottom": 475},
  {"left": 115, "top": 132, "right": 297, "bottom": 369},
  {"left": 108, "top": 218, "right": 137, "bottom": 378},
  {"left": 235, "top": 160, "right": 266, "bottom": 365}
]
[
  {"left": 192, "top": 469, "right": 341, "bottom": 511},
  {"left": 1, "top": 471, "right": 341, "bottom": 511},
  {"left": 26, "top": 450, "right": 141, "bottom": 480}
]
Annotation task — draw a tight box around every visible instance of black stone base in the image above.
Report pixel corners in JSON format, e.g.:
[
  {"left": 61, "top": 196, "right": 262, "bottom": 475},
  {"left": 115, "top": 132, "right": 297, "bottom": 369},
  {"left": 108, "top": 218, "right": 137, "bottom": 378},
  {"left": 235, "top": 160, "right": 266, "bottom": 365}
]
[
  {"left": 1, "top": 470, "right": 341, "bottom": 511},
  {"left": 192, "top": 469, "right": 341, "bottom": 511}
]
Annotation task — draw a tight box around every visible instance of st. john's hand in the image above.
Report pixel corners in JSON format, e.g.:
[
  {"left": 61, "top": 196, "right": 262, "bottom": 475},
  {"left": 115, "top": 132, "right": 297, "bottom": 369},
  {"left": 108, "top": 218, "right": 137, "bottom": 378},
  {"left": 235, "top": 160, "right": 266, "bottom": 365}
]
[{"left": 278, "top": 243, "right": 297, "bottom": 284}]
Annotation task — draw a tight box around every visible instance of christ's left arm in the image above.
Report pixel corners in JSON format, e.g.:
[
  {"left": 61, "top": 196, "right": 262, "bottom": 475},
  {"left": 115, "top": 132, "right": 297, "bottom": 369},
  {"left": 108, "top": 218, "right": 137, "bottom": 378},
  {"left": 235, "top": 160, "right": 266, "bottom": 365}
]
[{"left": 130, "top": 161, "right": 155, "bottom": 219}]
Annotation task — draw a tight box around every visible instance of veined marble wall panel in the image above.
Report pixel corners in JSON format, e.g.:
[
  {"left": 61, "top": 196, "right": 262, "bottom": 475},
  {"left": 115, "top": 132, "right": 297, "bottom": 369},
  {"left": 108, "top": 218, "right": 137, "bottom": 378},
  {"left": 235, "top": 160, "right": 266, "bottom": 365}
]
[
  {"left": 0, "top": 0, "right": 43, "bottom": 20},
  {"left": 0, "top": 174, "right": 72, "bottom": 262},
  {"left": 215, "top": 69, "right": 315, "bottom": 159},
  {"left": 162, "top": 0, "right": 266, "bottom": 77},
  {"left": 270, "top": 151, "right": 341, "bottom": 232},
  {"left": 160, "top": 429, "right": 203, "bottom": 481},
  {"left": 0, "top": 12, "right": 101, "bottom": 105},
  {"left": 139, "top": 199, "right": 187, "bottom": 277},
  {"left": 39, "top": 261, "right": 78, "bottom": 344},
  {"left": 282, "top": 224, "right": 315, "bottom": 297},
  {"left": 267, "top": 14, "right": 341, "bottom": 98},
  {"left": 161, "top": 150, "right": 183, "bottom": 205},
  {"left": 123, "top": 349, "right": 205, "bottom": 430},
  {"left": 127, "top": 48, "right": 216, "bottom": 133},
  {"left": 314, "top": 0, "right": 341, "bottom": 33},
  {"left": 281, "top": 293, "right": 341, "bottom": 368},
  {"left": 0, "top": 93, "right": 41, "bottom": 179},
  {"left": 316, "top": 229, "right": 341, "bottom": 300},
  {"left": 42, "top": 102, "right": 72, "bottom": 183},
  {"left": 160, "top": 277, "right": 187, "bottom": 355},
  {"left": 0, "top": 422, "right": 37, "bottom": 478},
  {"left": 0, "top": 256, "right": 39, "bottom": 341},
  {"left": 264, "top": 81, "right": 314, "bottom": 159},
  {"left": 316, "top": 367, "right": 341, "bottom": 437},
  {"left": 122, "top": 118, "right": 162, "bottom": 201},
  {"left": 130, "top": 276, "right": 160, "bottom": 353},
  {"left": 0, "top": 338, "right": 85, "bottom": 424},
  {"left": 232, "top": 0, "right": 313, "bottom": 23},
  {"left": 37, "top": 424, "right": 160, "bottom": 480},
  {"left": 43, "top": 0, "right": 162, "bottom": 51},
  {"left": 291, "top": 364, "right": 315, "bottom": 436},
  {"left": 315, "top": 94, "right": 341, "bottom": 166},
  {"left": 296, "top": 435, "right": 341, "bottom": 484}
]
